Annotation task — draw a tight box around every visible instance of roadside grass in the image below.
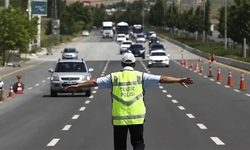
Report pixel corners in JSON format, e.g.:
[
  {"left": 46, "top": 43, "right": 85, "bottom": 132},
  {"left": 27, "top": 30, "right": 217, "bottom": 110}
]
[{"left": 158, "top": 30, "right": 250, "bottom": 63}]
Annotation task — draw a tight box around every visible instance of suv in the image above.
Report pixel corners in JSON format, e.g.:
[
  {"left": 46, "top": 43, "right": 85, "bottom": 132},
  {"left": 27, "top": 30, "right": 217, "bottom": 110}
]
[
  {"left": 48, "top": 59, "right": 94, "bottom": 97},
  {"left": 61, "top": 48, "right": 78, "bottom": 59}
]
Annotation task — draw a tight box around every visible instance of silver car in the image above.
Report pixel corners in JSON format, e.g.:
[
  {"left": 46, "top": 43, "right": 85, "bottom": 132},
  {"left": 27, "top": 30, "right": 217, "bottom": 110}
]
[
  {"left": 48, "top": 59, "right": 94, "bottom": 97},
  {"left": 62, "top": 48, "right": 78, "bottom": 59}
]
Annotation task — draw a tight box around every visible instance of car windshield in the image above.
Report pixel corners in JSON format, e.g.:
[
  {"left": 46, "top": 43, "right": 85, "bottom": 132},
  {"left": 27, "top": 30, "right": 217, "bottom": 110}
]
[
  {"left": 55, "top": 62, "right": 87, "bottom": 72},
  {"left": 64, "top": 48, "right": 76, "bottom": 53},
  {"left": 130, "top": 45, "right": 143, "bottom": 49},
  {"left": 118, "top": 35, "right": 125, "bottom": 38},
  {"left": 150, "top": 37, "right": 158, "bottom": 41},
  {"left": 137, "top": 35, "right": 144, "bottom": 38},
  {"left": 152, "top": 45, "right": 164, "bottom": 49},
  {"left": 122, "top": 42, "right": 132, "bottom": 45},
  {"left": 151, "top": 52, "right": 166, "bottom": 56}
]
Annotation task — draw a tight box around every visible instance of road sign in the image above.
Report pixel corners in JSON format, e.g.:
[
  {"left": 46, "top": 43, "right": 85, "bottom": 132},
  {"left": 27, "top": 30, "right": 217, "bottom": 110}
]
[{"left": 32, "top": 0, "right": 48, "bottom": 16}]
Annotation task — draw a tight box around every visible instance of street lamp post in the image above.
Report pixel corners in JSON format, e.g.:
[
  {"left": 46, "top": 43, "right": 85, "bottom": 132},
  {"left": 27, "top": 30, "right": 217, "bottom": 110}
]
[
  {"left": 4, "top": 0, "right": 9, "bottom": 7},
  {"left": 225, "top": 0, "right": 227, "bottom": 49}
]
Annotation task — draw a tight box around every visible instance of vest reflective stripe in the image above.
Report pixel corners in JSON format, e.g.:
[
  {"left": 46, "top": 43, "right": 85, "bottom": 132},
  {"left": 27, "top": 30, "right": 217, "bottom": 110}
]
[
  {"left": 111, "top": 92, "right": 143, "bottom": 106},
  {"left": 111, "top": 71, "right": 145, "bottom": 125},
  {"left": 112, "top": 114, "right": 145, "bottom": 120}
]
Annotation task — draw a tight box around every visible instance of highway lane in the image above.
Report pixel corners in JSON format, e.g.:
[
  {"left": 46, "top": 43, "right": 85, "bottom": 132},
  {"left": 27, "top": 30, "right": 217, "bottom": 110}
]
[{"left": 0, "top": 29, "right": 250, "bottom": 149}]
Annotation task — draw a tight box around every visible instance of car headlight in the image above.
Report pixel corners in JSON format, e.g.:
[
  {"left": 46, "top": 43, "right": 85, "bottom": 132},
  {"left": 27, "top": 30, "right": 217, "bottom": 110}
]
[
  {"left": 82, "top": 76, "right": 90, "bottom": 81},
  {"left": 157, "top": 41, "right": 159, "bottom": 42},
  {"left": 51, "top": 74, "right": 59, "bottom": 81}
]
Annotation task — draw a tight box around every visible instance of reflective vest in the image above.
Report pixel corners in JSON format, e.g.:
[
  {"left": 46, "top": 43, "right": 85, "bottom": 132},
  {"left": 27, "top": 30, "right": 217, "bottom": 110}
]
[{"left": 111, "top": 70, "right": 145, "bottom": 125}]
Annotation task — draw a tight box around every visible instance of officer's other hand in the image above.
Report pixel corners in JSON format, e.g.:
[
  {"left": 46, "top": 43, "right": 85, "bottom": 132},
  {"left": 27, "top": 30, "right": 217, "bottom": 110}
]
[{"left": 179, "top": 77, "right": 194, "bottom": 88}]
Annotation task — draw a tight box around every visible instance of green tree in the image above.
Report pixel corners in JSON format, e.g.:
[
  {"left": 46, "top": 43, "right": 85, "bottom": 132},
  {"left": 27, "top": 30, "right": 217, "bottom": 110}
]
[
  {"left": 149, "top": 0, "right": 164, "bottom": 27},
  {"left": 93, "top": 7, "right": 106, "bottom": 27},
  {"left": 204, "top": 0, "right": 212, "bottom": 40}
]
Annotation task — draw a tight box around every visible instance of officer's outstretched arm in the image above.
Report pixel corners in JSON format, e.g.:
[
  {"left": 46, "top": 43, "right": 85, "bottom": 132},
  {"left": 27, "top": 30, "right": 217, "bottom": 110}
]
[{"left": 159, "top": 76, "right": 194, "bottom": 88}]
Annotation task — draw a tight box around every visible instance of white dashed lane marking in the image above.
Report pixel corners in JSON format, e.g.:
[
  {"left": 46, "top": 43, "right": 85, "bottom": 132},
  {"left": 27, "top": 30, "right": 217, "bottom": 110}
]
[
  {"left": 162, "top": 90, "right": 167, "bottom": 93},
  {"left": 79, "top": 107, "right": 86, "bottom": 111},
  {"left": 47, "top": 77, "right": 50, "bottom": 80},
  {"left": 159, "top": 86, "right": 163, "bottom": 89},
  {"left": 186, "top": 113, "right": 195, "bottom": 118},
  {"left": 89, "top": 95, "right": 94, "bottom": 99},
  {"left": 42, "top": 80, "right": 46, "bottom": 83},
  {"left": 178, "top": 106, "right": 185, "bottom": 110},
  {"left": 234, "top": 89, "right": 240, "bottom": 92},
  {"left": 166, "top": 94, "right": 172, "bottom": 98},
  {"left": 92, "top": 91, "right": 96, "bottom": 94},
  {"left": 47, "top": 138, "right": 60, "bottom": 146},
  {"left": 210, "top": 137, "right": 225, "bottom": 145},
  {"left": 94, "top": 87, "right": 98, "bottom": 90},
  {"left": 62, "top": 125, "right": 71, "bottom": 131},
  {"left": 35, "top": 84, "right": 39, "bottom": 86},
  {"left": 172, "top": 99, "right": 178, "bottom": 103},
  {"left": 28, "top": 87, "right": 32, "bottom": 90},
  {"left": 197, "top": 124, "right": 207, "bottom": 129},
  {"left": 72, "top": 115, "right": 79, "bottom": 119},
  {"left": 85, "top": 100, "right": 90, "bottom": 104}
]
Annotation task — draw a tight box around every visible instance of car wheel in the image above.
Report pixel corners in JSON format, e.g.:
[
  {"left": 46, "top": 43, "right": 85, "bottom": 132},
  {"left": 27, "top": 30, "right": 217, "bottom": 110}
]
[
  {"left": 166, "top": 65, "right": 169, "bottom": 67},
  {"left": 85, "top": 89, "right": 91, "bottom": 96},
  {"left": 147, "top": 65, "right": 151, "bottom": 68},
  {"left": 142, "top": 56, "right": 145, "bottom": 59},
  {"left": 50, "top": 89, "right": 57, "bottom": 97},
  {"left": 120, "top": 51, "right": 122, "bottom": 54}
]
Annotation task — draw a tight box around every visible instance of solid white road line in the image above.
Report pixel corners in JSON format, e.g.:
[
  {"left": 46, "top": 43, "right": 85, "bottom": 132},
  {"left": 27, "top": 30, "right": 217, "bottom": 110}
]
[
  {"left": 72, "top": 115, "right": 79, "bottom": 119},
  {"left": 210, "top": 137, "right": 225, "bottom": 145},
  {"left": 159, "top": 86, "right": 163, "bottom": 89},
  {"left": 162, "top": 90, "right": 167, "bottom": 93},
  {"left": 197, "top": 123, "right": 207, "bottom": 129},
  {"left": 166, "top": 94, "right": 172, "bottom": 98},
  {"left": 62, "top": 125, "right": 71, "bottom": 131},
  {"left": 178, "top": 106, "right": 185, "bottom": 110},
  {"left": 47, "top": 138, "right": 60, "bottom": 146},
  {"left": 79, "top": 107, "right": 86, "bottom": 111},
  {"left": 89, "top": 95, "right": 94, "bottom": 99},
  {"left": 172, "top": 99, "right": 178, "bottom": 103},
  {"left": 92, "top": 91, "right": 97, "bottom": 94},
  {"left": 35, "top": 84, "right": 39, "bottom": 86},
  {"left": 186, "top": 113, "right": 195, "bottom": 118},
  {"left": 85, "top": 100, "right": 90, "bottom": 104}
]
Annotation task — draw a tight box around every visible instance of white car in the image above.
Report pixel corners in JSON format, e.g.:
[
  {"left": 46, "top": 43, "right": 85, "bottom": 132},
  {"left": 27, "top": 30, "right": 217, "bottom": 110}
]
[
  {"left": 147, "top": 50, "right": 170, "bottom": 67},
  {"left": 116, "top": 34, "right": 126, "bottom": 43},
  {"left": 82, "top": 30, "right": 89, "bottom": 36},
  {"left": 120, "top": 40, "right": 133, "bottom": 54},
  {"left": 136, "top": 34, "right": 146, "bottom": 43}
]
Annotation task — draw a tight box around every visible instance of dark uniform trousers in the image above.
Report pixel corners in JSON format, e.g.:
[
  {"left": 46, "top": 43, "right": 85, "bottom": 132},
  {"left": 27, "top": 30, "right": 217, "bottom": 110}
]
[{"left": 113, "top": 124, "right": 145, "bottom": 150}]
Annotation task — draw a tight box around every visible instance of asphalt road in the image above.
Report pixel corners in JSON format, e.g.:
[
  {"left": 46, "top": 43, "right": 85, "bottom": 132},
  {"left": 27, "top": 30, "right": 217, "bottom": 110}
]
[{"left": 0, "top": 30, "right": 250, "bottom": 149}]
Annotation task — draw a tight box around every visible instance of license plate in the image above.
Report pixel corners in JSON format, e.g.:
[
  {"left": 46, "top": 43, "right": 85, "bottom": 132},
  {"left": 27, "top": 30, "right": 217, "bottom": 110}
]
[{"left": 64, "top": 82, "right": 76, "bottom": 85}]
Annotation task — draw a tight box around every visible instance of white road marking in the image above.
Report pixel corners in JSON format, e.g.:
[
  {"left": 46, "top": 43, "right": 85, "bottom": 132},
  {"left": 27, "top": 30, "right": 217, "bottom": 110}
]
[
  {"left": 198, "top": 73, "right": 202, "bottom": 75},
  {"left": 246, "top": 94, "right": 250, "bottom": 97},
  {"left": 216, "top": 82, "right": 221, "bottom": 84},
  {"left": 162, "top": 90, "right": 167, "bottom": 93},
  {"left": 148, "top": 71, "right": 151, "bottom": 73},
  {"left": 85, "top": 100, "right": 90, "bottom": 104},
  {"left": 166, "top": 94, "right": 172, "bottom": 98},
  {"left": 186, "top": 113, "right": 195, "bottom": 118},
  {"left": 47, "top": 77, "right": 50, "bottom": 80},
  {"left": 35, "top": 84, "right": 39, "bottom": 86},
  {"left": 94, "top": 87, "right": 98, "bottom": 90},
  {"left": 28, "top": 87, "right": 32, "bottom": 90},
  {"left": 210, "top": 79, "right": 214, "bottom": 81},
  {"left": 42, "top": 80, "right": 46, "bottom": 83},
  {"left": 204, "top": 76, "right": 208, "bottom": 78},
  {"left": 101, "top": 74, "right": 104, "bottom": 76},
  {"left": 178, "top": 106, "right": 185, "bottom": 110},
  {"left": 47, "top": 138, "right": 60, "bottom": 146},
  {"left": 92, "top": 91, "right": 96, "bottom": 94},
  {"left": 234, "top": 89, "right": 240, "bottom": 92},
  {"left": 210, "top": 137, "right": 225, "bottom": 145},
  {"left": 79, "top": 107, "right": 86, "bottom": 111},
  {"left": 62, "top": 125, "right": 71, "bottom": 131},
  {"left": 89, "top": 95, "right": 94, "bottom": 99},
  {"left": 172, "top": 99, "right": 178, "bottom": 103},
  {"left": 72, "top": 115, "right": 79, "bottom": 119},
  {"left": 159, "top": 86, "right": 163, "bottom": 89},
  {"left": 225, "top": 85, "right": 230, "bottom": 88},
  {"left": 197, "top": 124, "right": 207, "bottom": 129}
]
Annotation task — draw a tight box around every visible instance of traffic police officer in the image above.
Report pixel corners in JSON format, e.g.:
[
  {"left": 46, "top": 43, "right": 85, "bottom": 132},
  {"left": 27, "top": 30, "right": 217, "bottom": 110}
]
[{"left": 65, "top": 53, "right": 194, "bottom": 150}]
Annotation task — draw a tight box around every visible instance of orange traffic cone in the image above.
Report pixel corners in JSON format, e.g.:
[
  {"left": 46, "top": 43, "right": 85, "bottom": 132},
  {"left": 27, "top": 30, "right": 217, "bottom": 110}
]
[
  {"left": 0, "top": 88, "right": 5, "bottom": 101},
  {"left": 16, "top": 82, "right": 23, "bottom": 94},
  {"left": 217, "top": 67, "right": 222, "bottom": 82},
  {"left": 7, "top": 85, "right": 15, "bottom": 98},
  {"left": 194, "top": 62, "right": 199, "bottom": 72},
  {"left": 181, "top": 59, "right": 184, "bottom": 66},
  {"left": 200, "top": 65, "right": 204, "bottom": 74},
  {"left": 208, "top": 60, "right": 213, "bottom": 77},
  {"left": 239, "top": 72, "right": 246, "bottom": 91},
  {"left": 190, "top": 62, "right": 193, "bottom": 69},
  {"left": 184, "top": 59, "right": 188, "bottom": 68},
  {"left": 227, "top": 70, "right": 233, "bottom": 86}
]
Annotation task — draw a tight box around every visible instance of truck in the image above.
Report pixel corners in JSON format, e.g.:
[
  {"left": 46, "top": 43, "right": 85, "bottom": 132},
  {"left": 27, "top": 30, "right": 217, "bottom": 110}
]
[{"left": 102, "top": 21, "right": 114, "bottom": 38}]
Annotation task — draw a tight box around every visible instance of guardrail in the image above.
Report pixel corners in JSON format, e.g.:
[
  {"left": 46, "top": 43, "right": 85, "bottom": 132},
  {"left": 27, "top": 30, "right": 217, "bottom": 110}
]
[{"left": 158, "top": 34, "right": 250, "bottom": 72}]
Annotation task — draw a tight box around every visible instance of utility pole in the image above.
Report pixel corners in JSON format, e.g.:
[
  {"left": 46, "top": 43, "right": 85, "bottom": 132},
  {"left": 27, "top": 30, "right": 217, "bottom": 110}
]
[
  {"left": 224, "top": 0, "right": 227, "bottom": 49},
  {"left": 203, "top": 0, "right": 206, "bottom": 42},
  {"left": 4, "top": 0, "right": 9, "bottom": 7}
]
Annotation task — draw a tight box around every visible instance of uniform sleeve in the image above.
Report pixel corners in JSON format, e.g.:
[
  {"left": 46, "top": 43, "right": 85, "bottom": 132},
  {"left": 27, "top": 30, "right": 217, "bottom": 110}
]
[
  {"left": 143, "top": 73, "right": 160, "bottom": 89},
  {"left": 96, "top": 74, "right": 112, "bottom": 89}
]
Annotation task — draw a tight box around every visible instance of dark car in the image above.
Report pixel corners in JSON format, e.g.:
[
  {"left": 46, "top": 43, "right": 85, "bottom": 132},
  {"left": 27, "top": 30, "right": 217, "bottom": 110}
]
[
  {"left": 144, "top": 30, "right": 150, "bottom": 39},
  {"left": 149, "top": 43, "right": 165, "bottom": 53},
  {"left": 127, "top": 44, "right": 145, "bottom": 59},
  {"left": 148, "top": 36, "right": 159, "bottom": 46}
]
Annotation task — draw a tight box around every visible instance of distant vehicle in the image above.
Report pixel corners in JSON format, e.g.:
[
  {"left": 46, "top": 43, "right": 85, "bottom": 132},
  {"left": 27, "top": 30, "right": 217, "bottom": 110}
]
[
  {"left": 135, "top": 34, "right": 146, "bottom": 43},
  {"left": 147, "top": 50, "right": 170, "bottom": 67},
  {"left": 148, "top": 36, "right": 159, "bottom": 46},
  {"left": 102, "top": 21, "right": 114, "bottom": 38},
  {"left": 127, "top": 44, "right": 145, "bottom": 59},
  {"left": 48, "top": 59, "right": 94, "bottom": 97},
  {"left": 144, "top": 30, "right": 151, "bottom": 39},
  {"left": 120, "top": 40, "right": 133, "bottom": 54},
  {"left": 82, "top": 30, "right": 89, "bottom": 36},
  {"left": 132, "top": 24, "right": 143, "bottom": 38},
  {"left": 149, "top": 43, "right": 165, "bottom": 53},
  {"left": 116, "top": 34, "right": 126, "bottom": 43},
  {"left": 116, "top": 21, "right": 129, "bottom": 39},
  {"left": 148, "top": 31, "right": 156, "bottom": 37},
  {"left": 61, "top": 48, "right": 78, "bottom": 59}
]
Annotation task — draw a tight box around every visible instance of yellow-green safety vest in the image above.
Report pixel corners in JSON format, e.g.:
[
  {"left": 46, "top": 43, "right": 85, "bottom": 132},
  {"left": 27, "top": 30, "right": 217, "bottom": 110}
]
[{"left": 111, "top": 70, "right": 145, "bottom": 125}]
